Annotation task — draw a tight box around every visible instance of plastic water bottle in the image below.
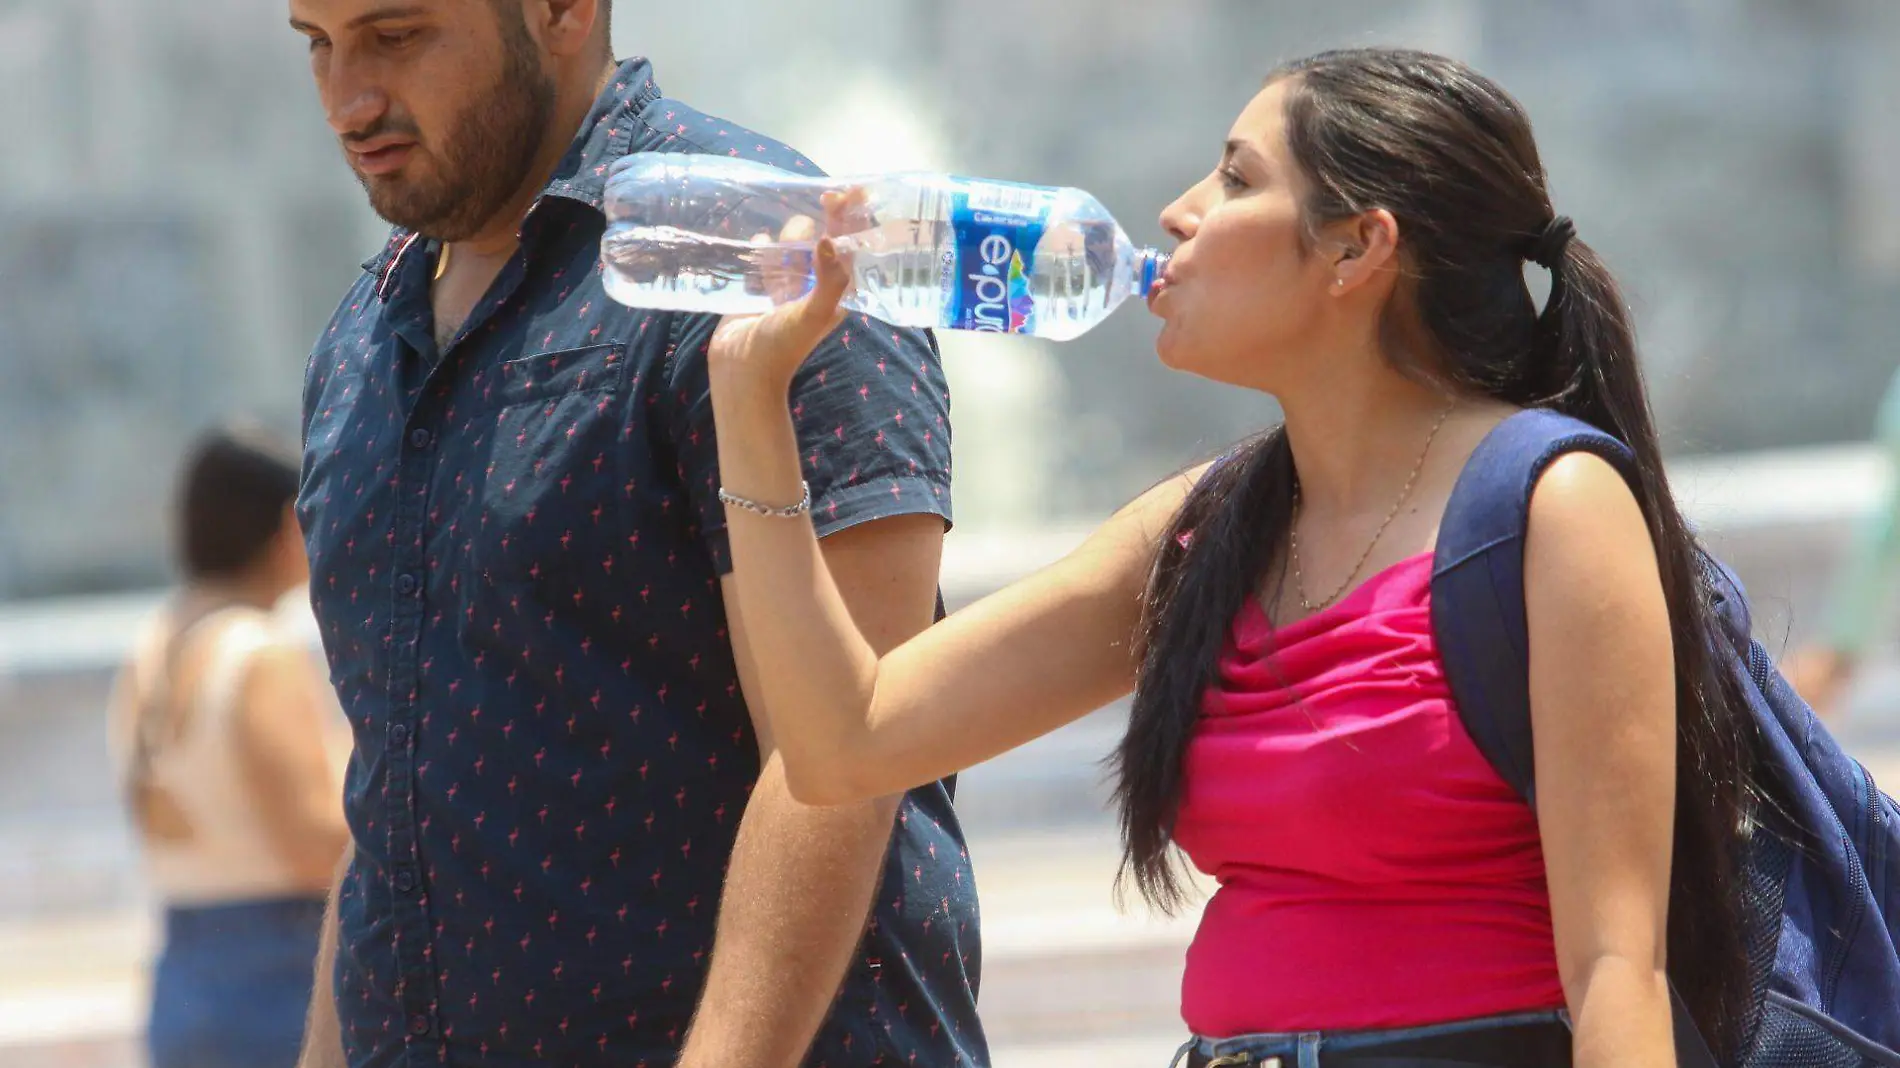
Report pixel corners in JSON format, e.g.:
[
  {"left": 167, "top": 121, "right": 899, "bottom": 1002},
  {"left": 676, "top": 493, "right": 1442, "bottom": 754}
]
[{"left": 599, "top": 154, "right": 1167, "bottom": 342}]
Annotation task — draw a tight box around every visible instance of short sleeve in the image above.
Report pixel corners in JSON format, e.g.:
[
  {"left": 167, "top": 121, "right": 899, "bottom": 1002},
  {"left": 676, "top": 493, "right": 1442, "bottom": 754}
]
[{"left": 662, "top": 310, "right": 954, "bottom": 574}]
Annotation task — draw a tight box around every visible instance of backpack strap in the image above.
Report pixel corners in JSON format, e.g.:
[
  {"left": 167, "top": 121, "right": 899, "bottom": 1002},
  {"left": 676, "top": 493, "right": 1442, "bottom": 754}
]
[
  {"left": 1430, "top": 408, "right": 1637, "bottom": 808},
  {"left": 1430, "top": 408, "right": 1720, "bottom": 1068}
]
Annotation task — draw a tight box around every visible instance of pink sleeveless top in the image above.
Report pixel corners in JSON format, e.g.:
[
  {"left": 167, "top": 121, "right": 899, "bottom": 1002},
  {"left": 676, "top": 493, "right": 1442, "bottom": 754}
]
[{"left": 1171, "top": 552, "right": 1565, "bottom": 1035}]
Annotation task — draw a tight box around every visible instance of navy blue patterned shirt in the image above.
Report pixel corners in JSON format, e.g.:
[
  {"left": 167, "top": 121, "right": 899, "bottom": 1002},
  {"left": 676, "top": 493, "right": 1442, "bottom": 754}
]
[{"left": 297, "top": 58, "right": 985, "bottom": 1068}]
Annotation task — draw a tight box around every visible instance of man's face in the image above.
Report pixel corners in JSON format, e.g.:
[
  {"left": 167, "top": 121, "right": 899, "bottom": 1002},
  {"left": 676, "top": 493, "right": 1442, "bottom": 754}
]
[{"left": 290, "top": 0, "right": 557, "bottom": 241}]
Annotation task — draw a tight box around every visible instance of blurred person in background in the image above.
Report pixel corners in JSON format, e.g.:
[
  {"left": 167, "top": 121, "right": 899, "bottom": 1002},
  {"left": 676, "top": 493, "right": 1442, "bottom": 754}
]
[
  {"left": 108, "top": 424, "right": 350, "bottom": 1068},
  {"left": 1785, "top": 375, "right": 1900, "bottom": 718},
  {"left": 287, "top": 1, "right": 982, "bottom": 1066},
  {"left": 705, "top": 48, "right": 1777, "bottom": 1068}
]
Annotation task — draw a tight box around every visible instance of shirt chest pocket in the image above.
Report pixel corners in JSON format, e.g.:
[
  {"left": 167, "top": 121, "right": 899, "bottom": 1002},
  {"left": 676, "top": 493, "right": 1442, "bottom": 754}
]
[{"left": 463, "top": 343, "right": 634, "bottom": 594}]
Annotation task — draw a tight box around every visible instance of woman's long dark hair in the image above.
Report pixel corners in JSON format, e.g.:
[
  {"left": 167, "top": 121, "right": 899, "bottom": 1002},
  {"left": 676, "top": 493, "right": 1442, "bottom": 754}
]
[{"left": 1111, "top": 48, "right": 1764, "bottom": 1057}]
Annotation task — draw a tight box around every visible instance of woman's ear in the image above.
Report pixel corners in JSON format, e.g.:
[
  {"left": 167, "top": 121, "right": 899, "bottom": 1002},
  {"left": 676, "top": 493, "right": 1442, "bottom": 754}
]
[{"left": 1329, "top": 209, "right": 1400, "bottom": 296}]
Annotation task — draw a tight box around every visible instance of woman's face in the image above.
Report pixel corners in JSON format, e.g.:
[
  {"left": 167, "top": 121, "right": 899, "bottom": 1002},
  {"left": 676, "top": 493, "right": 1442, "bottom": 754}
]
[{"left": 1149, "top": 81, "right": 1350, "bottom": 392}]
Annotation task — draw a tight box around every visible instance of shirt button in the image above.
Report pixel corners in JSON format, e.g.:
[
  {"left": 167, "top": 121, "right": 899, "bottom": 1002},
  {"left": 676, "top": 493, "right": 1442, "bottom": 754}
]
[
  {"left": 408, "top": 428, "right": 433, "bottom": 451},
  {"left": 397, "top": 573, "right": 419, "bottom": 596},
  {"left": 394, "top": 867, "right": 417, "bottom": 893},
  {"left": 390, "top": 723, "right": 409, "bottom": 746},
  {"left": 408, "top": 1014, "right": 431, "bottom": 1037}
]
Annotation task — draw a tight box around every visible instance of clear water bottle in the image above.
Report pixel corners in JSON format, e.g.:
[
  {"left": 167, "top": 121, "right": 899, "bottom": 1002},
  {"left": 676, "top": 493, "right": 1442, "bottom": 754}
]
[{"left": 600, "top": 154, "right": 1167, "bottom": 342}]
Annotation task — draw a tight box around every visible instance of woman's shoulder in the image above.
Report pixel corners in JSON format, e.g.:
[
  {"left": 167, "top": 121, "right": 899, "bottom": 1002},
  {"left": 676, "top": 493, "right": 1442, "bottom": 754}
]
[
  {"left": 189, "top": 606, "right": 287, "bottom": 663},
  {"left": 1117, "top": 457, "right": 1225, "bottom": 540},
  {"left": 1523, "top": 448, "right": 1653, "bottom": 592},
  {"left": 168, "top": 606, "right": 298, "bottom": 706}
]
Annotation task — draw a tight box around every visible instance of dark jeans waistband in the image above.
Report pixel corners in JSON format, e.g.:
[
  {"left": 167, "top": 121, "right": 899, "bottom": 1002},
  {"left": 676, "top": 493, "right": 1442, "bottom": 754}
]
[
  {"left": 1174, "top": 1011, "right": 1572, "bottom": 1068},
  {"left": 163, "top": 895, "right": 328, "bottom": 940}
]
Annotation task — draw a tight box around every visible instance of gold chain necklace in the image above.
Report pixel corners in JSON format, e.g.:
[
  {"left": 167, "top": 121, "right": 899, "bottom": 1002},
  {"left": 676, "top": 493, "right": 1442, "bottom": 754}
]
[{"left": 1287, "top": 401, "right": 1455, "bottom": 612}]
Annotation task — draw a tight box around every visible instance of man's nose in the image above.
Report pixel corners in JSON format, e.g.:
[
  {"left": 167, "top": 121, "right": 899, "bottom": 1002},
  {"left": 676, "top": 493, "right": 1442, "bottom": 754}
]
[{"left": 320, "top": 55, "right": 391, "bottom": 139}]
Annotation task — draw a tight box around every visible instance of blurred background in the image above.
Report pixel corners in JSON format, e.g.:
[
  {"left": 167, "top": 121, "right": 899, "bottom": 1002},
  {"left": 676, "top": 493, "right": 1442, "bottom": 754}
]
[{"left": 3, "top": 1, "right": 1900, "bottom": 1065}]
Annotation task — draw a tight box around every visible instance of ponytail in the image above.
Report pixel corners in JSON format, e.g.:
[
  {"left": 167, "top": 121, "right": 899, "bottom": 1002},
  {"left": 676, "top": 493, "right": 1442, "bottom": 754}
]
[{"left": 1530, "top": 224, "right": 1765, "bottom": 1056}]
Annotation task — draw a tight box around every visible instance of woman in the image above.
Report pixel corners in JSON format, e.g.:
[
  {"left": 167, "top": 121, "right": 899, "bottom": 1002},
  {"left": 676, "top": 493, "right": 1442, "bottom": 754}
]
[
  {"left": 706, "top": 49, "right": 1764, "bottom": 1068},
  {"left": 109, "top": 425, "right": 349, "bottom": 1068}
]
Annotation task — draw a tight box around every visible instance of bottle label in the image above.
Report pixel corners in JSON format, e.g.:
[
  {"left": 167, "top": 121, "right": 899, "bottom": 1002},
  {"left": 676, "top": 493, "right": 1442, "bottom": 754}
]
[{"left": 944, "top": 178, "right": 1055, "bottom": 334}]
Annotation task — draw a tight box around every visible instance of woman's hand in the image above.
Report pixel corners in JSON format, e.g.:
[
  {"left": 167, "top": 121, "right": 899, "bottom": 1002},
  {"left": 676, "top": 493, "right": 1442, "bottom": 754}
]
[
  {"left": 709, "top": 191, "right": 863, "bottom": 396},
  {"left": 698, "top": 180, "right": 1179, "bottom": 808}
]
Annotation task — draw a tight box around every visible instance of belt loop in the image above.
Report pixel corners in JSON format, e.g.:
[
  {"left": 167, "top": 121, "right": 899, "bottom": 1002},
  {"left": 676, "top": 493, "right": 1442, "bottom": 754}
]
[
  {"left": 1297, "top": 1033, "right": 1322, "bottom": 1068},
  {"left": 1167, "top": 1038, "right": 1196, "bottom": 1068}
]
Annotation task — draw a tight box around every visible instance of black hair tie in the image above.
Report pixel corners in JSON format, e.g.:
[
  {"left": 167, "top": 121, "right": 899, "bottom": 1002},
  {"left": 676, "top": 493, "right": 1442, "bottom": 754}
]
[{"left": 1527, "top": 215, "right": 1576, "bottom": 269}]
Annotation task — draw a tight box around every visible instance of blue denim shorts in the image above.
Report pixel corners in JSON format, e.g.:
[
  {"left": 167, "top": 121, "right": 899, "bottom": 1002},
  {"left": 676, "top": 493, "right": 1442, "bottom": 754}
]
[
  {"left": 147, "top": 896, "right": 328, "bottom": 1068},
  {"left": 1171, "top": 1010, "right": 1572, "bottom": 1068}
]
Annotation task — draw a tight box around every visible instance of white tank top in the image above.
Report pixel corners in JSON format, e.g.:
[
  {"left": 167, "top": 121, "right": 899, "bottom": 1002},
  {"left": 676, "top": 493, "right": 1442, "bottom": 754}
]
[{"left": 110, "top": 605, "right": 340, "bottom": 905}]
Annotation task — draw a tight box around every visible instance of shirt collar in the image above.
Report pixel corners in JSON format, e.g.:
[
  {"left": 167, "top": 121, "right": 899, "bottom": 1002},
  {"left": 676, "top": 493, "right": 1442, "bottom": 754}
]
[{"left": 540, "top": 56, "right": 660, "bottom": 211}]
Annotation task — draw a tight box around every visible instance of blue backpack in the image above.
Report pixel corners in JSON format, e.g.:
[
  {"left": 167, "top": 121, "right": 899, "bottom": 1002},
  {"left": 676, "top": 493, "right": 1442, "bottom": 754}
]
[{"left": 1431, "top": 409, "right": 1900, "bottom": 1067}]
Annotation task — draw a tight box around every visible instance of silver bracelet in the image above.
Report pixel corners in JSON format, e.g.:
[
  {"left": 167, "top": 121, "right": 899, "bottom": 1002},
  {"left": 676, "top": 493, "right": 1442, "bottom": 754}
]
[{"left": 717, "top": 481, "right": 812, "bottom": 519}]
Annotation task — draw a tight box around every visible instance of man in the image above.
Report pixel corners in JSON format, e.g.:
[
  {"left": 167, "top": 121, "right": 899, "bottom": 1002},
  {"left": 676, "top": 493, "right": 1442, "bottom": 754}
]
[{"left": 287, "top": 1, "right": 985, "bottom": 1066}]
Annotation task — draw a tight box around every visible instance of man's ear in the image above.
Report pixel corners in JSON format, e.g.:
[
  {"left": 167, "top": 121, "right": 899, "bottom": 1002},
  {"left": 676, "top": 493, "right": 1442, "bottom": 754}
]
[{"left": 530, "top": 0, "right": 605, "bottom": 60}]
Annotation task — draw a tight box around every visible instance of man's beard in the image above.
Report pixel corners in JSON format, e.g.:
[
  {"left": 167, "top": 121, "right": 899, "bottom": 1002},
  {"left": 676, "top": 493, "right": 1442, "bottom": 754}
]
[{"left": 353, "top": 20, "right": 558, "bottom": 241}]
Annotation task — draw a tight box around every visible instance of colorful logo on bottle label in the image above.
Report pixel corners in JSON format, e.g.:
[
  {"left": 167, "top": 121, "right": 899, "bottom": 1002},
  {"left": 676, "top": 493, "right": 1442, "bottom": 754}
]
[{"left": 946, "top": 179, "right": 1054, "bottom": 335}]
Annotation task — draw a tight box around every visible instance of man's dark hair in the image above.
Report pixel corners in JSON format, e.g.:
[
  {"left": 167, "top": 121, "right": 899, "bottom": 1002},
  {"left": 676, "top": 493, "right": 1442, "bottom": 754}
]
[{"left": 174, "top": 425, "right": 301, "bottom": 581}]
